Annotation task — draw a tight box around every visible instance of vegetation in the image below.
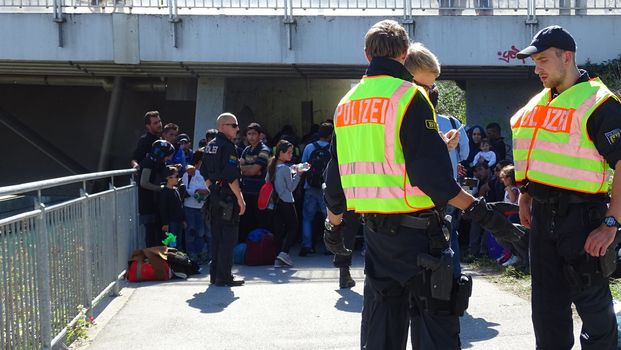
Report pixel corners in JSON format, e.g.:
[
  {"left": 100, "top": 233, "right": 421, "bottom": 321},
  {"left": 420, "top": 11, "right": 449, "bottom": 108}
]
[
  {"left": 65, "top": 305, "right": 94, "bottom": 345},
  {"left": 436, "top": 80, "right": 467, "bottom": 124},
  {"left": 583, "top": 54, "right": 621, "bottom": 98}
]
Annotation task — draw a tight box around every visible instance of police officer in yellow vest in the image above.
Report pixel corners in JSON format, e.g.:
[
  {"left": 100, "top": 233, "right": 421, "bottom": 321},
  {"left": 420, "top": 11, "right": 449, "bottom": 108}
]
[
  {"left": 513, "top": 26, "right": 621, "bottom": 349},
  {"left": 322, "top": 20, "right": 524, "bottom": 350}
]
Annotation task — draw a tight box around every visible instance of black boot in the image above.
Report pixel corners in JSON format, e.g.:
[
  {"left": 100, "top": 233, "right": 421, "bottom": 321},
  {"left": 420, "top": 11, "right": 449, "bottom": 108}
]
[{"left": 339, "top": 266, "right": 356, "bottom": 289}]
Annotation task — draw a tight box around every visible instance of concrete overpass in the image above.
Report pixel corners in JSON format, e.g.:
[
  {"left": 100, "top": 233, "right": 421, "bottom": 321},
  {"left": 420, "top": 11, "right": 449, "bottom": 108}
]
[{"left": 0, "top": 2, "right": 620, "bottom": 184}]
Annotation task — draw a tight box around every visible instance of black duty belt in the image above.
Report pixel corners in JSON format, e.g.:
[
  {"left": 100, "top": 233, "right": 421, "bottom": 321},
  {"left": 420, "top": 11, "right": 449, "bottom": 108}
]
[
  {"left": 401, "top": 210, "right": 442, "bottom": 229},
  {"left": 532, "top": 193, "right": 605, "bottom": 205}
]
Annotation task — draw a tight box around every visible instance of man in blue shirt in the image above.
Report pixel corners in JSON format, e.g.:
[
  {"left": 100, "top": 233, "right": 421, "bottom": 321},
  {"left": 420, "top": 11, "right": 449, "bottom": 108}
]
[{"left": 299, "top": 123, "right": 333, "bottom": 256}]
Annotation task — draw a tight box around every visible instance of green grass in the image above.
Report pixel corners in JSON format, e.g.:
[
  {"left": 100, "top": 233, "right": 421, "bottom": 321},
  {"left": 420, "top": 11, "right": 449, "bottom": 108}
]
[
  {"left": 609, "top": 278, "right": 621, "bottom": 301},
  {"left": 466, "top": 257, "right": 621, "bottom": 303}
]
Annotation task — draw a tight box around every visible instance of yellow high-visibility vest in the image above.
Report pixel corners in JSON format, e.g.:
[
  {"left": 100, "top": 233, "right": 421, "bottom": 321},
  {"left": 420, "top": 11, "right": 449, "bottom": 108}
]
[
  {"left": 510, "top": 78, "right": 616, "bottom": 194},
  {"left": 334, "top": 75, "right": 435, "bottom": 213}
]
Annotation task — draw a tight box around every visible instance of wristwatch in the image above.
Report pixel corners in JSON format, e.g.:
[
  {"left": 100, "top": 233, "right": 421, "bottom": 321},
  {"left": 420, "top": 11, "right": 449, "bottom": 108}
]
[
  {"left": 324, "top": 219, "right": 341, "bottom": 232},
  {"left": 603, "top": 216, "right": 621, "bottom": 229}
]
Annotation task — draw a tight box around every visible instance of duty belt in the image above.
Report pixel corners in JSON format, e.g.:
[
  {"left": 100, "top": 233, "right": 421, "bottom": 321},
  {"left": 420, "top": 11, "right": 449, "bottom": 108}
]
[{"left": 364, "top": 210, "right": 438, "bottom": 230}]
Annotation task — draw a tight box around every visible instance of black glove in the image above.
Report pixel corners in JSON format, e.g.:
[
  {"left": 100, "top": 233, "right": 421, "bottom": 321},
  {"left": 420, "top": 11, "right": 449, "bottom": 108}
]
[
  {"left": 323, "top": 222, "right": 352, "bottom": 256},
  {"left": 463, "top": 198, "right": 525, "bottom": 243}
]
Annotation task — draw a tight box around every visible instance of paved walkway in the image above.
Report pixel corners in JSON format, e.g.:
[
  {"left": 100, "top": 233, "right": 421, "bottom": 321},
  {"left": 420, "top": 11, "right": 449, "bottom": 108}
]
[{"left": 74, "top": 252, "right": 581, "bottom": 350}]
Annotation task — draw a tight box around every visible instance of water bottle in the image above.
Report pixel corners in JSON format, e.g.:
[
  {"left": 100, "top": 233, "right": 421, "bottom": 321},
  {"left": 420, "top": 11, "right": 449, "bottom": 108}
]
[{"left": 297, "top": 162, "right": 311, "bottom": 172}]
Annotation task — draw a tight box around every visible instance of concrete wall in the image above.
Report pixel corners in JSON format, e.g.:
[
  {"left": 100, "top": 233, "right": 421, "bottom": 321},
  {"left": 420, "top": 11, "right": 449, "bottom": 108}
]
[
  {"left": 465, "top": 78, "right": 541, "bottom": 141},
  {"left": 224, "top": 78, "right": 352, "bottom": 138},
  {"left": 1, "top": 14, "right": 620, "bottom": 66}
]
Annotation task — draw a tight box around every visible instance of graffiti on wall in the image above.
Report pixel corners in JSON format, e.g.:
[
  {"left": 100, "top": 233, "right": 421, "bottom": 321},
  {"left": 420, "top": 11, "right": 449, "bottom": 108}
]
[{"left": 497, "top": 45, "right": 526, "bottom": 64}]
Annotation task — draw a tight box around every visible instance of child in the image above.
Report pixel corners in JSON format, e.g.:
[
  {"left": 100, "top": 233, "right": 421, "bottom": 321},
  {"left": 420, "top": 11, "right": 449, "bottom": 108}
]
[
  {"left": 500, "top": 165, "right": 519, "bottom": 205},
  {"left": 268, "top": 140, "right": 304, "bottom": 267},
  {"left": 181, "top": 149, "right": 210, "bottom": 263},
  {"left": 471, "top": 138, "right": 496, "bottom": 168},
  {"left": 160, "top": 166, "right": 186, "bottom": 245},
  {"left": 496, "top": 164, "right": 521, "bottom": 266}
]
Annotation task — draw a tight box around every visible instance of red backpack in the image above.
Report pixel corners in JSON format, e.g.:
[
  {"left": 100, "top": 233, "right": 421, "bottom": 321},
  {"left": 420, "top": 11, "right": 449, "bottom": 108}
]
[{"left": 257, "top": 180, "right": 275, "bottom": 210}]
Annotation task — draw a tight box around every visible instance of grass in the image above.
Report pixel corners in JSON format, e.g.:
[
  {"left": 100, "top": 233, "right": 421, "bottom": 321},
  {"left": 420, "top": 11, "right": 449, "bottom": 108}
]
[
  {"left": 463, "top": 256, "right": 532, "bottom": 300},
  {"left": 465, "top": 256, "right": 621, "bottom": 303}
]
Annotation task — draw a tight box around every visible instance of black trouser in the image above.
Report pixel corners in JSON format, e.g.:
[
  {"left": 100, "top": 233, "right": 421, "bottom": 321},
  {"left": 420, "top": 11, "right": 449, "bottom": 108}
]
[
  {"left": 209, "top": 204, "right": 239, "bottom": 283},
  {"left": 273, "top": 201, "right": 298, "bottom": 254},
  {"left": 530, "top": 200, "right": 617, "bottom": 350},
  {"left": 239, "top": 192, "right": 259, "bottom": 243},
  {"left": 334, "top": 211, "right": 361, "bottom": 268},
  {"left": 141, "top": 214, "right": 164, "bottom": 248},
  {"left": 360, "top": 217, "right": 460, "bottom": 350}
]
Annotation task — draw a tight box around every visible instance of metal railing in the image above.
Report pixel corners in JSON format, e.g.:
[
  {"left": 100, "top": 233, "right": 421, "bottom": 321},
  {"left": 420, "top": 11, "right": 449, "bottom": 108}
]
[
  {"left": 0, "top": 0, "right": 619, "bottom": 12},
  {"left": 0, "top": 169, "right": 140, "bottom": 349}
]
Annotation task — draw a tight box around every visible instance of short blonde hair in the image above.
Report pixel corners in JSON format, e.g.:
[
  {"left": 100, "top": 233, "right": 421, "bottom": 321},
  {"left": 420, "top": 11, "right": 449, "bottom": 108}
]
[
  {"left": 404, "top": 42, "right": 441, "bottom": 77},
  {"left": 364, "top": 20, "right": 409, "bottom": 59}
]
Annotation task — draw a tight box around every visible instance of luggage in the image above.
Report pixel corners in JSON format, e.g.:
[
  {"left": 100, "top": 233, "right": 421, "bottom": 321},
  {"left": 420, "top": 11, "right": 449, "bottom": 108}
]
[
  {"left": 127, "top": 259, "right": 171, "bottom": 282},
  {"left": 245, "top": 229, "right": 276, "bottom": 266}
]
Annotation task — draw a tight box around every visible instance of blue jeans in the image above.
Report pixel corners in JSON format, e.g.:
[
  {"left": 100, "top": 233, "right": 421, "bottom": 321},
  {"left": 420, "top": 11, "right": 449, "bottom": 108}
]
[
  {"left": 302, "top": 187, "right": 327, "bottom": 248},
  {"left": 446, "top": 205, "right": 462, "bottom": 276},
  {"left": 184, "top": 207, "right": 206, "bottom": 257}
]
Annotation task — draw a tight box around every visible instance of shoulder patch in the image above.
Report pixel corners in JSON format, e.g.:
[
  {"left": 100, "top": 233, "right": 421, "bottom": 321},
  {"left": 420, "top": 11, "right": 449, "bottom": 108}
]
[
  {"left": 425, "top": 120, "right": 438, "bottom": 130},
  {"left": 605, "top": 128, "right": 621, "bottom": 145}
]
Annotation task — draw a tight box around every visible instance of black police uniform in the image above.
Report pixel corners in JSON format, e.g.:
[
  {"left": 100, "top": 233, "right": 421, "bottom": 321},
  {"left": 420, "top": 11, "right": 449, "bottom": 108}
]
[
  {"left": 525, "top": 71, "right": 621, "bottom": 350},
  {"left": 138, "top": 156, "right": 166, "bottom": 247},
  {"left": 201, "top": 132, "right": 242, "bottom": 284},
  {"left": 324, "top": 57, "right": 464, "bottom": 350}
]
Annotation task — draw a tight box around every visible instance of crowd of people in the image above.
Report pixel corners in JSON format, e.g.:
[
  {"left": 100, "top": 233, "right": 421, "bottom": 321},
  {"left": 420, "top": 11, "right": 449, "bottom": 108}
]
[{"left": 130, "top": 110, "right": 349, "bottom": 279}]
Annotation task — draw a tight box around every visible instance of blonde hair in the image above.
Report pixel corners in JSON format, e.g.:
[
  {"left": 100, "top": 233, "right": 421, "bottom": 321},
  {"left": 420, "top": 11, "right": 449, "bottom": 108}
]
[
  {"left": 404, "top": 42, "right": 441, "bottom": 77},
  {"left": 364, "top": 20, "right": 409, "bottom": 59}
]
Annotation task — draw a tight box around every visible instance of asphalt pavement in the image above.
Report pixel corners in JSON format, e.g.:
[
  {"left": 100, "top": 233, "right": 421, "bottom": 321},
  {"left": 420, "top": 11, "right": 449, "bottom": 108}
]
[{"left": 73, "top": 250, "right": 582, "bottom": 350}]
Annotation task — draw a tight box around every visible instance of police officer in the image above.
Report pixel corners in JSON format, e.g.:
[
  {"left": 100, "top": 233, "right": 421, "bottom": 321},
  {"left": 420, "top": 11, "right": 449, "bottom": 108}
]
[
  {"left": 513, "top": 26, "right": 621, "bottom": 349},
  {"left": 322, "top": 20, "right": 524, "bottom": 349},
  {"left": 201, "top": 113, "right": 246, "bottom": 287}
]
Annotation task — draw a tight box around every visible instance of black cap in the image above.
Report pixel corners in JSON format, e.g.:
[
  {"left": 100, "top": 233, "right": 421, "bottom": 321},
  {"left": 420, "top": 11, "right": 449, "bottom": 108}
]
[
  {"left": 176, "top": 133, "right": 190, "bottom": 143},
  {"left": 516, "top": 25, "right": 576, "bottom": 59}
]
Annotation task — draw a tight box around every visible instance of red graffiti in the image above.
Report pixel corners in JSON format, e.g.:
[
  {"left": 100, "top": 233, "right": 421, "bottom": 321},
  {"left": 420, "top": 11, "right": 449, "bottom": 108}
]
[{"left": 497, "top": 45, "right": 526, "bottom": 64}]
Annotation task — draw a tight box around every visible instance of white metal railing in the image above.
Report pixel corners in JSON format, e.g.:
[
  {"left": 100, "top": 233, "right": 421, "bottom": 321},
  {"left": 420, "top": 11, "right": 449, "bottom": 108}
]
[
  {"left": 0, "top": 169, "right": 140, "bottom": 349},
  {"left": 0, "top": 0, "right": 619, "bottom": 13}
]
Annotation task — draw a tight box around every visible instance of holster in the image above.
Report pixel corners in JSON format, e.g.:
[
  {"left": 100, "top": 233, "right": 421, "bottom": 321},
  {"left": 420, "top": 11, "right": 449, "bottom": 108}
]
[
  {"left": 563, "top": 254, "right": 604, "bottom": 292},
  {"left": 417, "top": 252, "right": 453, "bottom": 301},
  {"left": 451, "top": 274, "right": 473, "bottom": 316}
]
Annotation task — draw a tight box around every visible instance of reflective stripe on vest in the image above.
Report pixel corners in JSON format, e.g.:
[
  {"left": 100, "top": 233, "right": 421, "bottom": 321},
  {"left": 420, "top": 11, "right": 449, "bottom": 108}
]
[
  {"left": 510, "top": 78, "right": 613, "bottom": 194},
  {"left": 334, "top": 75, "right": 435, "bottom": 213}
]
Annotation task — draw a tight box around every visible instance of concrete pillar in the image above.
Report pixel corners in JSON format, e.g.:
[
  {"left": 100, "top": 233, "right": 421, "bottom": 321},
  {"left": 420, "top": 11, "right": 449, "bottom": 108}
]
[
  {"left": 465, "top": 78, "right": 541, "bottom": 142},
  {"left": 194, "top": 78, "right": 226, "bottom": 145}
]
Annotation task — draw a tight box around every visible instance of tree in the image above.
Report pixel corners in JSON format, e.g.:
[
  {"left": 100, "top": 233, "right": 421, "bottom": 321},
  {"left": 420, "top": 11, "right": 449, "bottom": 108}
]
[
  {"left": 436, "top": 80, "right": 467, "bottom": 124},
  {"left": 583, "top": 55, "right": 621, "bottom": 98}
]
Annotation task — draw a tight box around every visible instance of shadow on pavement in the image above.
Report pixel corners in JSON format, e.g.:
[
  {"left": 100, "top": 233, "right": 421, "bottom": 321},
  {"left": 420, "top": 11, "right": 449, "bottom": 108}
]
[
  {"left": 460, "top": 312, "right": 500, "bottom": 348},
  {"left": 334, "top": 288, "right": 363, "bottom": 313},
  {"left": 186, "top": 285, "right": 240, "bottom": 313}
]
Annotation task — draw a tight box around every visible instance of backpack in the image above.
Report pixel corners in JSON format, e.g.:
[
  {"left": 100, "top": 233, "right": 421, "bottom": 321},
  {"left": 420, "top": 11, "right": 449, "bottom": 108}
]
[
  {"left": 166, "top": 249, "right": 200, "bottom": 278},
  {"left": 306, "top": 142, "right": 331, "bottom": 188},
  {"left": 257, "top": 180, "right": 275, "bottom": 210}
]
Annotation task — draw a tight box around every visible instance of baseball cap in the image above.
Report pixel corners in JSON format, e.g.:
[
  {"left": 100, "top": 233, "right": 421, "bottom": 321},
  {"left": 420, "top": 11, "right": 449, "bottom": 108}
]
[
  {"left": 516, "top": 25, "right": 576, "bottom": 59},
  {"left": 176, "top": 133, "right": 190, "bottom": 143}
]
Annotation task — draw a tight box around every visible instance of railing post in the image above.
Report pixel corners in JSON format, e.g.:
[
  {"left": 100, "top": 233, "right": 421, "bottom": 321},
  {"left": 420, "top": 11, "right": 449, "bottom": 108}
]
[
  {"left": 80, "top": 187, "right": 94, "bottom": 318},
  {"left": 168, "top": 0, "right": 181, "bottom": 48},
  {"left": 34, "top": 198, "right": 52, "bottom": 350},
  {"left": 283, "top": 0, "right": 295, "bottom": 50},
  {"left": 525, "top": 0, "right": 537, "bottom": 28},
  {"left": 402, "top": 0, "right": 415, "bottom": 39},
  {"left": 52, "top": 0, "right": 66, "bottom": 47},
  {"left": 109, "top": 182, "right": 121, "bottom": 296}
]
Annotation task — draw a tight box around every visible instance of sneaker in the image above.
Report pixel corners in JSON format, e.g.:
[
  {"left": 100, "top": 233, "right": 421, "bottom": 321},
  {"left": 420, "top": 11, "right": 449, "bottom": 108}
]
[
  {"left": 502, "top": 255, "right": 520, "bottom": 267},
  {"left": 496, "top": 251, "right": 511, "bottom": 264},
  {"left": 274, "top": 259, "right": 284, "bottom": 268},
  {"left": 277, "top": 252, "right": 294, "bottom": 267}
]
